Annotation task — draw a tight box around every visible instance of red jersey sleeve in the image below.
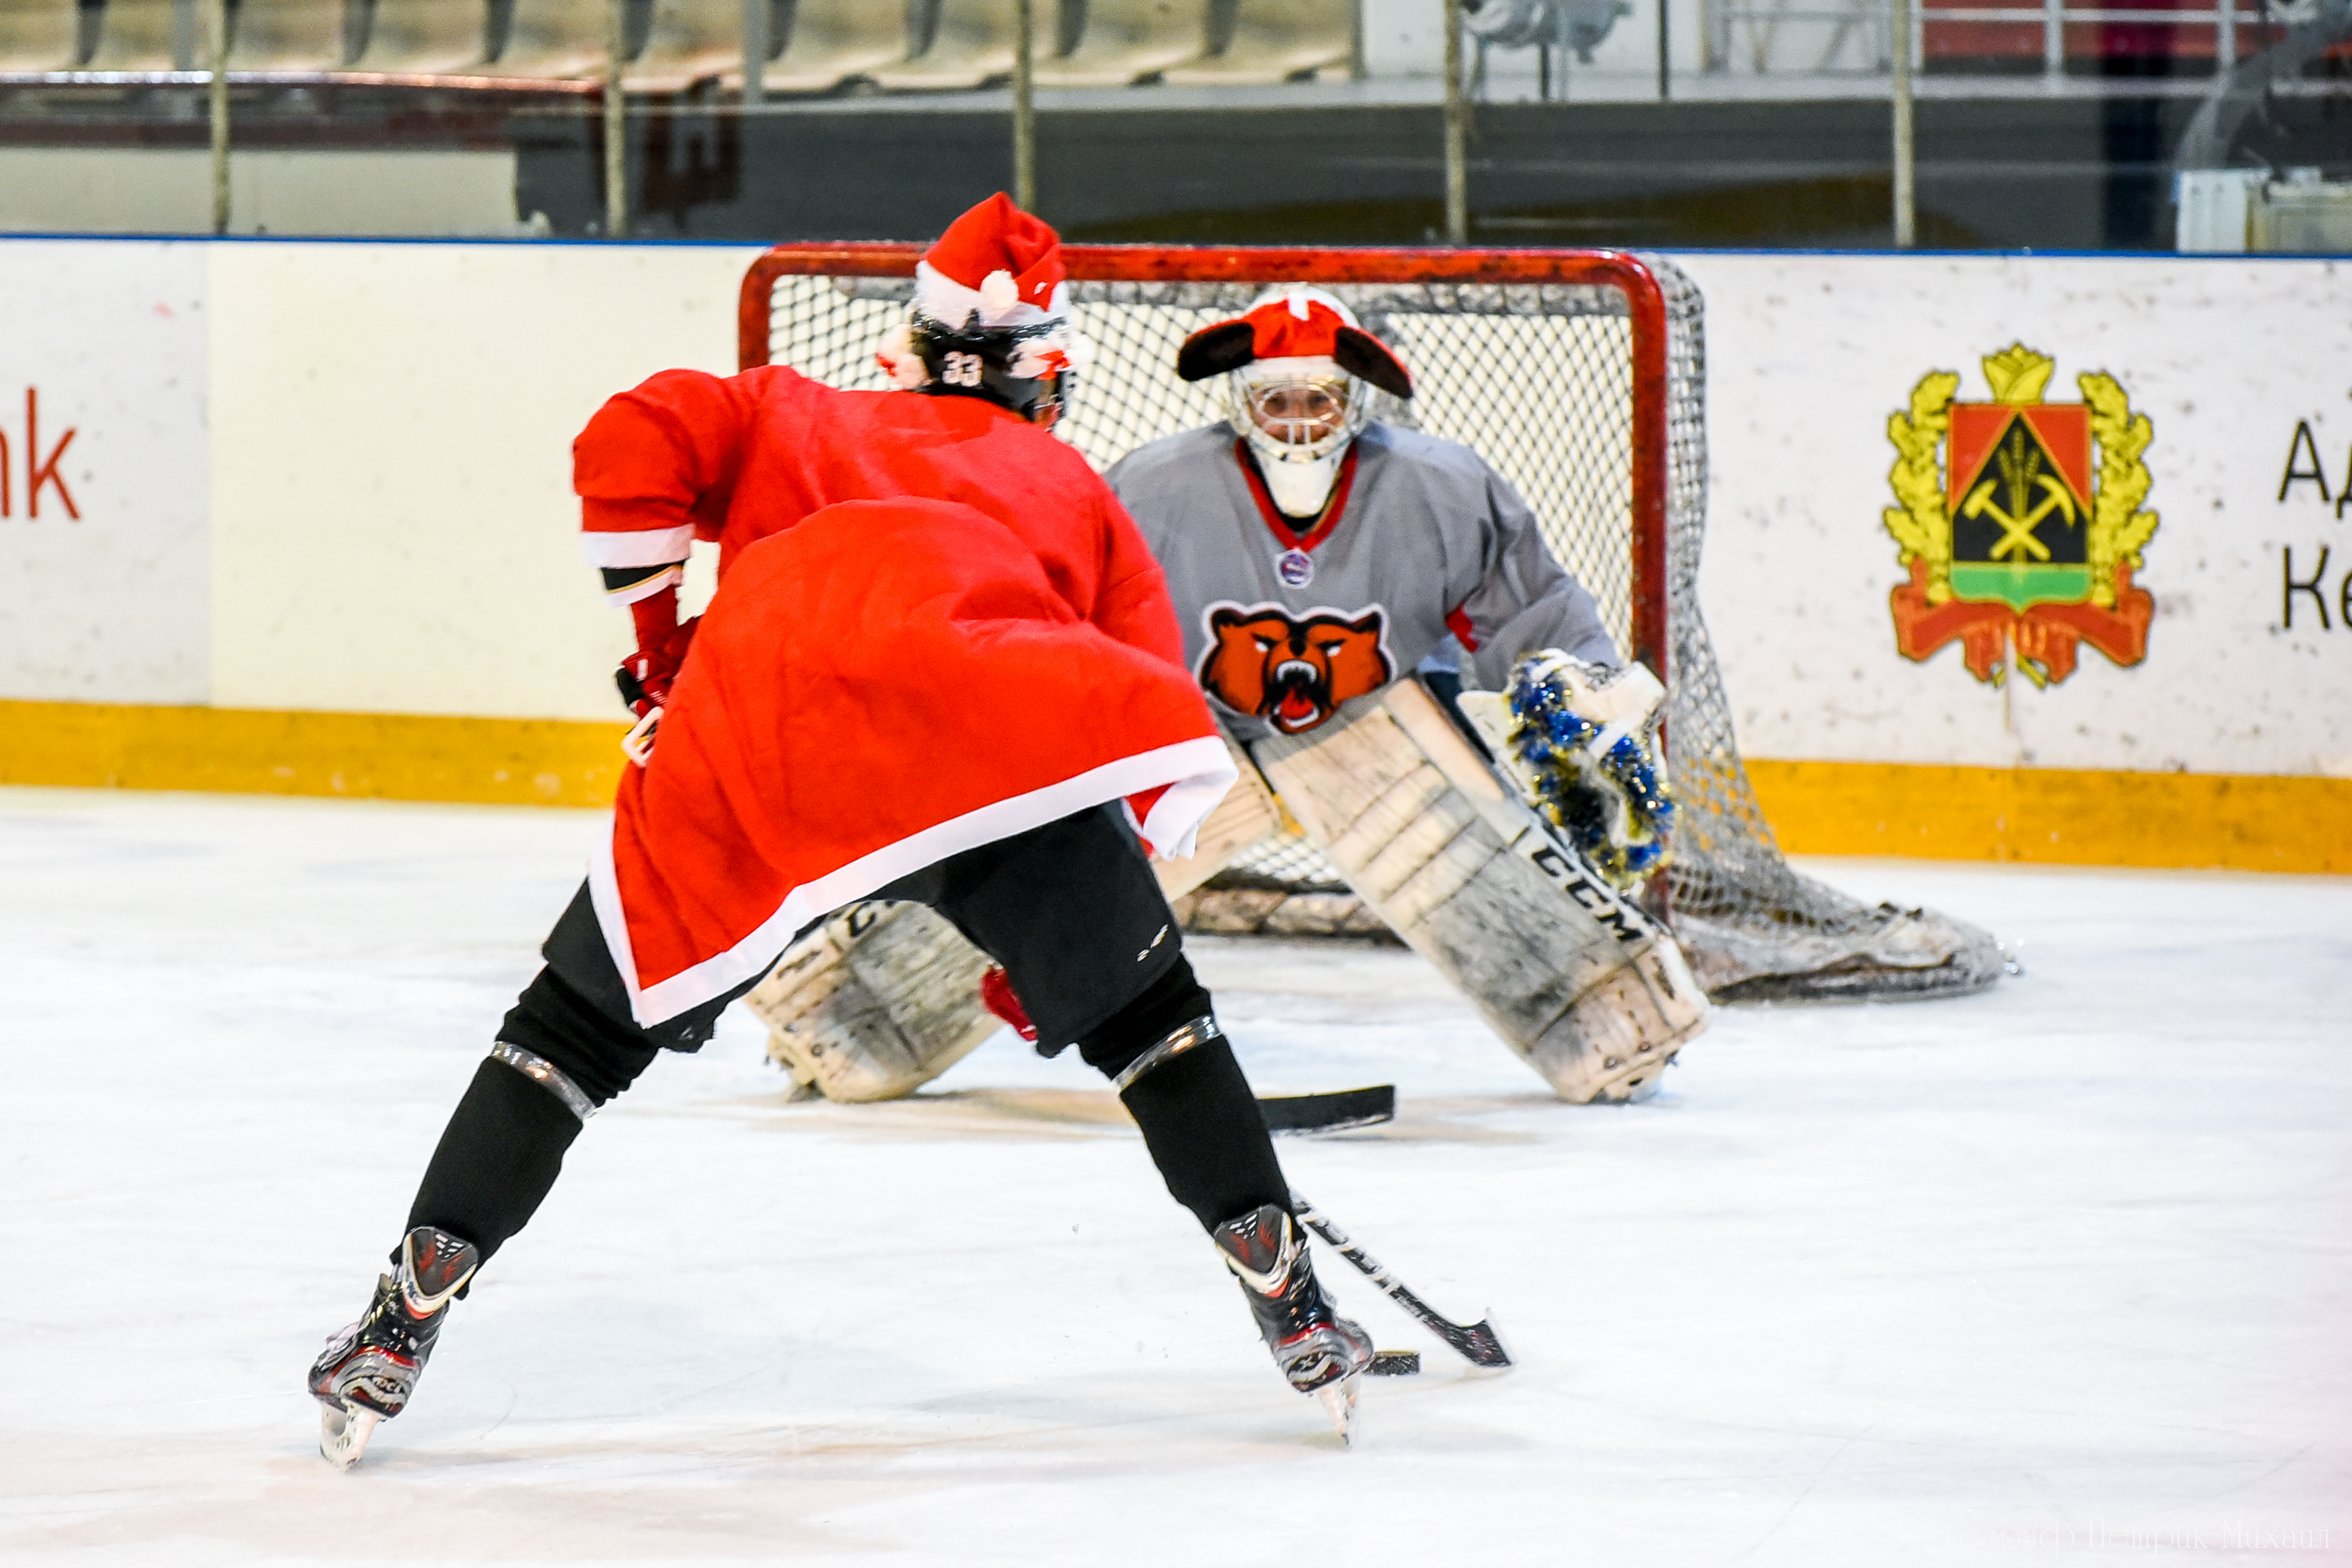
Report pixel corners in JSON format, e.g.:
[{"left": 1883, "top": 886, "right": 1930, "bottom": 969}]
[{"left": 575, "top": 367, "right": 776, "bottom": 570}]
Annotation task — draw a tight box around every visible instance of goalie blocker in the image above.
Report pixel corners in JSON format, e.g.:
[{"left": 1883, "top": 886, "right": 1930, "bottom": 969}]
[{"left": 751, "top": 675, "right": 1705, "bottom": 1106}]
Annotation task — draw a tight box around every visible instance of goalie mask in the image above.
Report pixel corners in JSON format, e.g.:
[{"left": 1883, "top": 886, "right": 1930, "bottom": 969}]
[
  {"left": 1176, "top": 286, "right": 1413, "bottom": 519},
  {"left": 874, "top": 192, "right": 1090, "bottom": 427}
]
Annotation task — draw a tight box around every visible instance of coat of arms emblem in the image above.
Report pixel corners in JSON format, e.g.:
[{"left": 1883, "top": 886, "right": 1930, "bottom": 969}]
[{"left": 1882, "top": 343, "right": 2159, "bottom": 687}]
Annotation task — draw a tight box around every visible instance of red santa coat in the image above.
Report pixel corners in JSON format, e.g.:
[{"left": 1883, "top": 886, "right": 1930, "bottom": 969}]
[{"left": 574, "top": 370, "right": 1234, "bottom": 1026}]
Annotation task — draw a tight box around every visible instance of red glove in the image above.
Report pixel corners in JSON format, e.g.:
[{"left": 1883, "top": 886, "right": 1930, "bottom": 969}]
[
  {"left": 980, "top": 966, "right": 1037, "bottom": 1043},
  {"left": 614, "top": 586, "right": 699, "bottom": 718}
]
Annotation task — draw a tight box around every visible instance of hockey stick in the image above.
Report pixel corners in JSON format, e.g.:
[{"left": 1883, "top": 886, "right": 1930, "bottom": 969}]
[
  {"left": 1288, "top": 1191, "right": 1514, "bottom": 1371},
  {"left": 1259, "top": 1084, "right": 1396, "bottom": 1136}
]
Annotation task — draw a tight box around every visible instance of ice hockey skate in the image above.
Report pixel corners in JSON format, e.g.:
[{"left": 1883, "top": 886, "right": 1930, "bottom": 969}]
[
  {"left": 307, "top": 1225, "right": 479, "bottom": 1469},
  {"left": 1213, "top": 1203, "right": 1374, "bottom": 1445}
]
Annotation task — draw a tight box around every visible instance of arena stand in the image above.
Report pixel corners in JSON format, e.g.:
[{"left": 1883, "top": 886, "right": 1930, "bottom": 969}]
[{"left": 0, "top": 0, "right": 1357, "bottom": 88}]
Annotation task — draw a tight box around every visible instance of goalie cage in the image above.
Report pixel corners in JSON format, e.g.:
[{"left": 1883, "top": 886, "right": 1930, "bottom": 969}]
[{"left": 738, "top": 243, "right": 2005, "bottom": 1003}]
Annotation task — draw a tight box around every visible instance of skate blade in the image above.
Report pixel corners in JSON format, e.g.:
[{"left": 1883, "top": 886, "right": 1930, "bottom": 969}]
[
  {"left": 1316, "top": 1375, "right": 1361, "bottom": 1448},
  {"left": 319, "top": 1402, "right": 380, "bottom": 1470}
]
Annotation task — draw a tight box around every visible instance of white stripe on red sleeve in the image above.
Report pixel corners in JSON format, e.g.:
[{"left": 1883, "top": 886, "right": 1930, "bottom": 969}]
[{"left": 582, "top": 525, "right": 697, "bottom": 569}]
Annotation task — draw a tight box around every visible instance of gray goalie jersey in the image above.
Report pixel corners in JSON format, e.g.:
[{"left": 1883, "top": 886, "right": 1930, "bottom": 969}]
[{"left": 1104, "top": 421, "right": 1618, "bottom": 741}]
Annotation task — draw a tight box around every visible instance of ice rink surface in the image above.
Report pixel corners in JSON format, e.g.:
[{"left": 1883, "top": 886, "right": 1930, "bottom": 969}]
[{"left": 1, "top": 786, "right": 2347, "bottom": 1567}]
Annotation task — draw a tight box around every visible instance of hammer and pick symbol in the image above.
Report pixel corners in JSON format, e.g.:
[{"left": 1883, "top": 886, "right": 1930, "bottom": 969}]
[{"left": 1961, "top": 473, "right": 2077, "bottom": 562}]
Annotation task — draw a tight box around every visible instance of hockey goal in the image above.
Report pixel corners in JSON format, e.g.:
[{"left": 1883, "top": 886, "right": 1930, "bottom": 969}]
[{"left": 737, "top": 244, "right": 2003, "bottom": 1002}]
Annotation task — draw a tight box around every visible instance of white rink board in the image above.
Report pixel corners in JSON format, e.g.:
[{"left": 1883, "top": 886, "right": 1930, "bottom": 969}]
[
  {"left": 0, "top": 240, "right": 209, "bottom": 703},
  {"left": 205, "top": 240, "right": 762, "bottom": 722},
  {"left": 0, "top": 238, "right": 761, "bottom": 719},
  {"left": 2, "top": 240, "right": 2347, "bottom": 785},
  {"left": 1673, "top": 252, "right": 2352, "bottom": 778}
]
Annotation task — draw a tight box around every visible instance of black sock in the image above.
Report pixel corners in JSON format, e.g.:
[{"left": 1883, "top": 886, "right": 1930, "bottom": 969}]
[
  {"left": 398, "top": 928, "right": 673, "bottom": 1276},
  {"left": 404, "top": 1057, "right": 586, "bottom": 1267},
  {"left": 1077, "top": 959, "right": 1290, "bottom": 1233},
  {"left": 1120, "top": 1039, "right": 1292, "bottom": 1233}
]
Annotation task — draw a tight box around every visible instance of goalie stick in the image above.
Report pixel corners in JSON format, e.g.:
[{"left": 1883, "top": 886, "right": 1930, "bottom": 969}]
[{"left": 1289, "top": 1191, "right": 1515, "bottom": 1371}]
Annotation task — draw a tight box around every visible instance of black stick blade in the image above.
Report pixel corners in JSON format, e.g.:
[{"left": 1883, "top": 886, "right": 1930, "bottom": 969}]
[
  {"left": 1432, "top": 1315, "right": 1513, "bottom": 1370},
  {"left": 1258, "top": 1085, "right": 1396, "bottom": 1136}
]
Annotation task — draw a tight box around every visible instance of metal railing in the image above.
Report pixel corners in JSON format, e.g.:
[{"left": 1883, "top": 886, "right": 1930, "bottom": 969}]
[{"left": 1697, "top": 0, "right": 2309, "bottom": 78}]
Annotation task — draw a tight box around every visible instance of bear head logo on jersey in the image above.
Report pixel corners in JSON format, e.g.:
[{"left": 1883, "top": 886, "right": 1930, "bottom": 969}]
[{"left": 1199, "top": 603, "right": 1393, "bottom": 733}]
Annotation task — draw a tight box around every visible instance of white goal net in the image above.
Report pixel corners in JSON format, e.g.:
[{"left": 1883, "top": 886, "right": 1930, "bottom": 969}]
[{"left": 744, "top": 247, "right": 2004, "bottom": 1002}]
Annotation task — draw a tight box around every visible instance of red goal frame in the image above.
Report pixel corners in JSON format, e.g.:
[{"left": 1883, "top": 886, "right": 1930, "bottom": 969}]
[{"left": 738, "top": 244, "right": 1672, "bottom": 685}]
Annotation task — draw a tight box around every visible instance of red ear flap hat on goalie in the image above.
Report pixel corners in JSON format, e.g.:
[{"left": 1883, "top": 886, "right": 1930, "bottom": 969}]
[
  {"left": 592, "top": 496, "right": 1235, "bottom": 1028},
  {"left": 875, "top": 193, "right": 1089, "bottom": 419},
  {"left": 1175, "top": 286, "right": 1412, "bottom": 400},
  {"left": 1175, "top": 286, "right": 1410, "bottom": 520}
]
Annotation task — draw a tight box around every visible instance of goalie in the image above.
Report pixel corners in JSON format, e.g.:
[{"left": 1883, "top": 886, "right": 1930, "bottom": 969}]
[{"left": 754, "top": 286, "right": 1707, "bottom": 1108}]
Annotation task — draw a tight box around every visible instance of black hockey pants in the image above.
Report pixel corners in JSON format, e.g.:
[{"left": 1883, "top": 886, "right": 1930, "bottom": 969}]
[{"left": 404, "top": 805, "right": 1290, "bottom": 1266}]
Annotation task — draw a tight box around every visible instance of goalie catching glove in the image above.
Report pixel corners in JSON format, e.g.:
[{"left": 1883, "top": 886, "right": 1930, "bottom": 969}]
[{"left": 1457, "top": 653, "right": 1674, "bottom": 893}]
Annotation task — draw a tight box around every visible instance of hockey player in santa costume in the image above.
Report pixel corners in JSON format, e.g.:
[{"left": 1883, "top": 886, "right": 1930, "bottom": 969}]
[{"left": 304, "top": 195, "right": 1376, "bottom": 1467}]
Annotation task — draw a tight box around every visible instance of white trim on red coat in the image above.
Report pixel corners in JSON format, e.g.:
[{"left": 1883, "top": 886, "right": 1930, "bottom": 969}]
[
  {"left": 582, "top": 525, "right": 698, "bottom": 569},
  {"left": 590, "top": 734, "right": 1238, "bottom": 1027},
  {"left": 914, "top": 260, "right": 1072, "bottom": 331}
]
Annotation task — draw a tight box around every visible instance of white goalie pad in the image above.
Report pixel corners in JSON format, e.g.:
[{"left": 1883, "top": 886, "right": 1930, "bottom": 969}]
[
  {"left": 744, "top": 901, "right": 999, "bottom": 1104},
  {"left": 744, "top": 744, "right": 1270, "bottom": 1104},
  {"left": 1250, "top": 679, "right": 1709, "bottom": 1104}
]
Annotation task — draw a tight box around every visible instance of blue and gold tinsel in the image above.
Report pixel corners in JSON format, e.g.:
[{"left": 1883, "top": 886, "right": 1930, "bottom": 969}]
[{"left": 1504, "top": 657, "right": 1675, "bottom": 891}]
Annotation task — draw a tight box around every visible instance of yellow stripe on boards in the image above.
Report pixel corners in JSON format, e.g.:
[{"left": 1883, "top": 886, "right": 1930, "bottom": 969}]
[
  {"left": 3, "top": 700, "right": 2347, "bottom": 874},
  {"left": 0, "top": 701, "right": 627, "bottom": 809},
  {"left": 1746, "top": 760, "right": 2352, "bottom": 876}
]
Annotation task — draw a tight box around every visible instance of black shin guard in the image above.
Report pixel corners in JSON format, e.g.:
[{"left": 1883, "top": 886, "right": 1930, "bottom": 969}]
[{"left": 1081, "top": 960, "right": 1290, "bottom": 1233}]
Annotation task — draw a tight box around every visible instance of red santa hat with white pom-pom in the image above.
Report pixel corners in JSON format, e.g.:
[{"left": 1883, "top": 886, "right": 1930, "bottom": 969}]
[{"left": 876, "top": 193, "right": 1088, "bottom": 389}]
